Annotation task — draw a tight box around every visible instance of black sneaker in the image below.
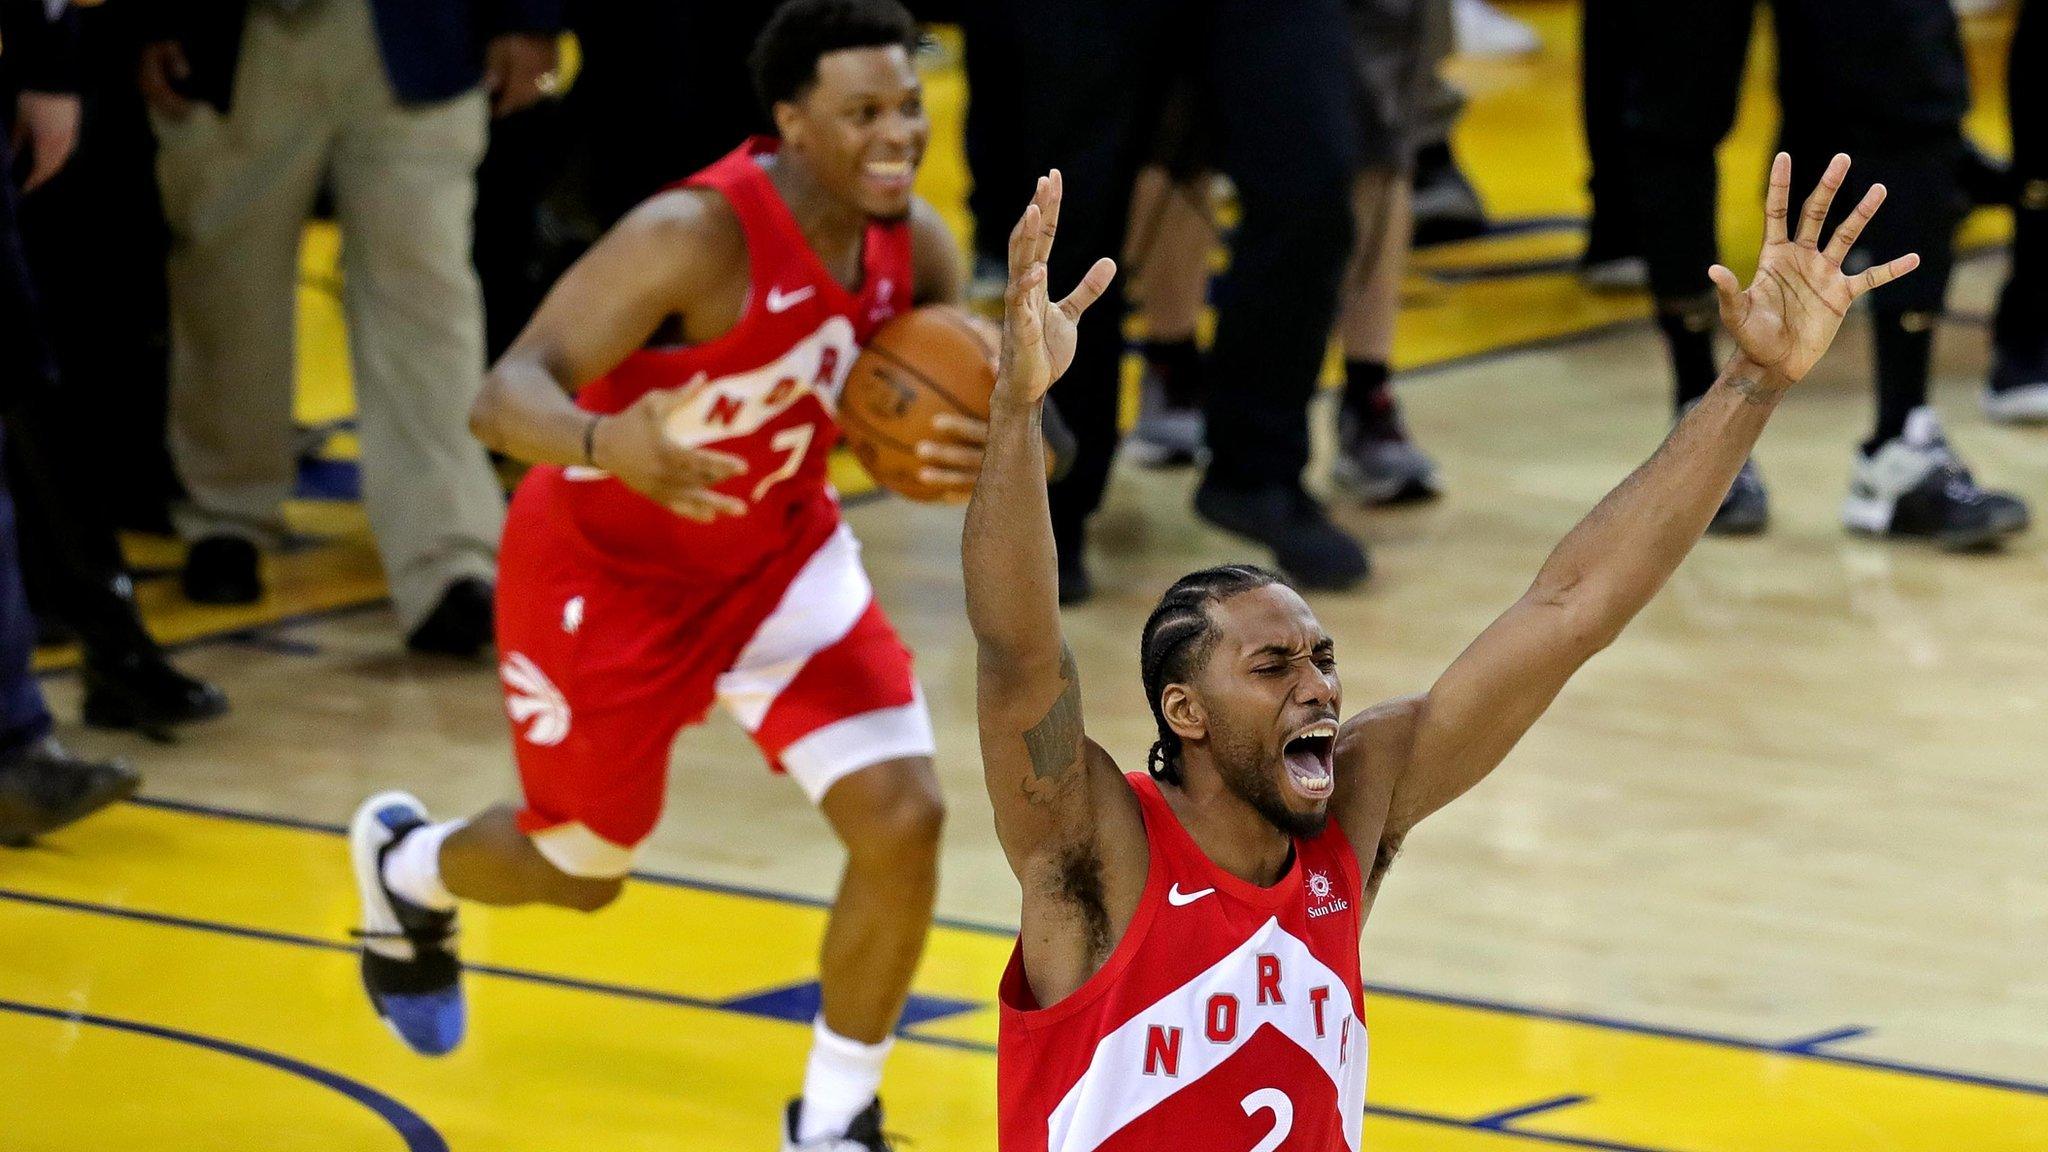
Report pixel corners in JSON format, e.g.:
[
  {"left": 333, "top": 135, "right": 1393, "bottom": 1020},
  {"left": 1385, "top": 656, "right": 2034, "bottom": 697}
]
[
  {"left": 350, "top": 791, "right": 465, "bottom": 1056},
  {"left": 405, "top": 578, "right": 494, "bottom": 658},
  {"left": 1411, "top": 142, "right": 1489, "bottom": 247},
  {"left": 1707, "top": 457, "right": 1769, "bottom": 536},
  {"left": 1842, "top": 408, "right": 2029, "bottom": 551},
  {"left": 182, "top": 536, "right": 262, "bottom": 605},
  {"left": 782, "top": 1098, "right": 894, "bottom": 1151},
  {"left": 0, "top": 738, "right": 139, "bottom": 847},
  {"left": 82, "top": 648, "right": 229, "bottom": 737},
  {"left": 1194, "top": 481, "right": 1370, "bottom": 590}
]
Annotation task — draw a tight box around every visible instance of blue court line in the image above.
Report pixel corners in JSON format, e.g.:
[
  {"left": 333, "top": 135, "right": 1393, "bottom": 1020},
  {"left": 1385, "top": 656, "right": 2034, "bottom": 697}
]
[
  {"left": 0, "top": 996, "right": 448, "bottom": 1152},
  {"left": 111, "top": 794, "right": 2048, "bottom": 1102},
  {"left": 0, "top": 885, "right": 1675, "bottom": 1152},
  {"left": 1776, "top": 1026, "right": 1871, "bottom": 1053},
  {"left": 1473, "top": 1094, "right": 1593, "bottom": 1129}
]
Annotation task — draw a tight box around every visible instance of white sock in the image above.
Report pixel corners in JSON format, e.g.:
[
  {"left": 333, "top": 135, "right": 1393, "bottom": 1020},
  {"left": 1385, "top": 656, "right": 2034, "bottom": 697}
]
[
  {"left": 797, "top": 1016, "right": 892, "bottom": 1143},
  {"left": 381, "top": 818, "right": 461, "bottom": 912}
]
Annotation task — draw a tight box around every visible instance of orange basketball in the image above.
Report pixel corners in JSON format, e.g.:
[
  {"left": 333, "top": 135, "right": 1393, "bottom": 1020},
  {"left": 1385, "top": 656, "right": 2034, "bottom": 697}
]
[{"left": 839, "top": 305, "right": 997, "bottom": 503}]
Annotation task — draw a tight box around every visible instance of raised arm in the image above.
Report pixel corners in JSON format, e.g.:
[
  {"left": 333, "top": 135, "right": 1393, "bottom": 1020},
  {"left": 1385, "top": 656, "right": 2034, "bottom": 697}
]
[
  {"left": 964, "top": 172, "right": 1119, "bottom": 873},
  {"left": 1349, "top": 154, "right": 1920, "bottom": 848},
  {"left": 469, "top": 191, "right": 747, "bottom": 522}
]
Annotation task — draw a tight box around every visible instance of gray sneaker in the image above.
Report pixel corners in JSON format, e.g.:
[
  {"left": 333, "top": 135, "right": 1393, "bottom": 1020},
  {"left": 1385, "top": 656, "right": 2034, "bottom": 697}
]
[
  {"left": 1333, "top": 411, "right": 1440, "bottom": 506},
  {"left": 1125, "top": 374, "right": 1206, "bottom": 468},
  {"left": 1707, "top": 457, "right": 1770, "bottom": 536}
]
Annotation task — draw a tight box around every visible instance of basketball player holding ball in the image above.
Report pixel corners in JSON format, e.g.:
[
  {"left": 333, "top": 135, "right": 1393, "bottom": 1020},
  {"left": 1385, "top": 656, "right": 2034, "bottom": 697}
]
[
  {"left": 971, "top": 159, "right": 1916, "bottom": 1149},
  {"left": 344, "top": 3, "right": 1012, "bottom": 1147}
]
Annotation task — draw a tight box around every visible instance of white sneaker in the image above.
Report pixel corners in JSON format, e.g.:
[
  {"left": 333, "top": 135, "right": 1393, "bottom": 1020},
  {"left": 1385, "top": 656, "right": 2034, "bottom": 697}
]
[
  {"left": 350, "top": 791, "right": 466, "bottom": 1056},
  {"left": 1842, "top": 408, "right": 2030, "bottom": 550},
  {"left": 1952, "top": 0, "right": 2009, "bottom": 17},
  {"left": 1454, "top": 0, "right": 1541, "bottom": 58}
]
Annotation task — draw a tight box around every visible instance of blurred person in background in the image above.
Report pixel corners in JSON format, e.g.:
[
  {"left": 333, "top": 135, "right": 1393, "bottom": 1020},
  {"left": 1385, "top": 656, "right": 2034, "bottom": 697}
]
[
  {"left": 963, "top": 0, "right": 1368, "bottom": 602},
  {"left": 138, "top": 0, "right": 562, "bottom": 656},
  {"left": 0, "top": 0, "right": 143, "bottom": 846},
  {"left": 1985, "top": 0, "right": 2044, "bottom": 419},
  {"left": 6, "top": 0, "right": 226, "bottom": 734},
  {"left": 1593, "top": 0, "right": 2028, "bottom": 548},
  {"left": 1124, "top": 0, "right": 1451, "bottom": 506}
]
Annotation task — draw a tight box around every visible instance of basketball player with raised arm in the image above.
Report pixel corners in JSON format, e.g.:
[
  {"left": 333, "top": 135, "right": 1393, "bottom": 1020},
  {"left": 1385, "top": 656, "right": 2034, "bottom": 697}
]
[
  {"left": 344, "top": 3, "right": 1016, "bottom": 1148},
  {"left": 967, "top": 158, "right": 1918, "bottom": 1150}
]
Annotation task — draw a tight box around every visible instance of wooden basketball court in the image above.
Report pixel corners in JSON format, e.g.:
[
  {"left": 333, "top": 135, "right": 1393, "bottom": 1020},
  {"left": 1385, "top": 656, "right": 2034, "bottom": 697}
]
[{"left": 6, "top": 5, "right": 2043, "bottom": 1149}]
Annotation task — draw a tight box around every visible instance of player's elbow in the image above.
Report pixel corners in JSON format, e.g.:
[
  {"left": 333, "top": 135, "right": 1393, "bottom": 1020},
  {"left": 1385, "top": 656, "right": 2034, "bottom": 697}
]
[{"left": 1523, "top": 580, "right": 1627, "bottom": 660}]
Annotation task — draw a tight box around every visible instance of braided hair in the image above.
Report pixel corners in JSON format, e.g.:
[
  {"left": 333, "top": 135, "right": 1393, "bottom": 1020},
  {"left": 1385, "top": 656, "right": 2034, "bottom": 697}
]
[{"left": 1139, "top": 565, "right": 1284, "bottom": 784}]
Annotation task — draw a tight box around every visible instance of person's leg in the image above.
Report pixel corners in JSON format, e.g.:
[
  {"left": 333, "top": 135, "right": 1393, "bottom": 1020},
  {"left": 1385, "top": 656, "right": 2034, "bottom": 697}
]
[
  {"left": 710, "top": 525, "right": 940, "bottom": 1142},
  {"left": 1775, "top": 0, "right": 2027, "bottom": 546},
  {"left": 0, "top": 437, "right": 51, "bottom": 761},
  {"left": 1125, "top": 164, "right": 1218, "bottom": 467},
  {"left": 154, "top": 7, "right": 330, "bottom": 585},
  {"left": 1195, "top": 0, "right": 1369, "bottom": 589},
  {"left": 1621, "top": 1, "right": 1754, "bottom": 413},
  {"left": 1579, "top": 0, "right": 1646, "bottom": 285},
  {"left": 351, "top": 475, "right": 703, "bottom": 1054},
  {"left": 1990, "top": 0, "right": 2048, "bottom": 414},
  {"left": 328, "top": 1, "right": 503, "bottom": 646},
  {"left": 962, "top": 0, "right": 1169, "bottom": 600}
]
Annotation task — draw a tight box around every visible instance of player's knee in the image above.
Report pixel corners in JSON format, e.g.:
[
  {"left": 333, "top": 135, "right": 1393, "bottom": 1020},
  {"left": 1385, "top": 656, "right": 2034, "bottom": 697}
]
[{"left": 845, "top": 774, "right": 945, "bottom": 868}]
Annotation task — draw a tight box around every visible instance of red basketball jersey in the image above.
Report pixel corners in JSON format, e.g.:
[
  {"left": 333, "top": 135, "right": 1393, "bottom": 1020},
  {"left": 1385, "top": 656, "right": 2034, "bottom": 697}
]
[
  {"left": 555, "top": 136, "right": 913, "bottom": 577},
  {"left": 998, "top": 774, "right": 1369, "bottom": 1152}
]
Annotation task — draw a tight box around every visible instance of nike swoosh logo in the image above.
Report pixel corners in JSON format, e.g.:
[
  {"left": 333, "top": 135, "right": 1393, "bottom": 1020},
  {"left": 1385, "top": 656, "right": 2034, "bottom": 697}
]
[
  {"left": 1166, "top": 883, "right": 1215, "bottom": 907},
  {"left": 765, "top": 285, "right": 816, "bottom": 314}
]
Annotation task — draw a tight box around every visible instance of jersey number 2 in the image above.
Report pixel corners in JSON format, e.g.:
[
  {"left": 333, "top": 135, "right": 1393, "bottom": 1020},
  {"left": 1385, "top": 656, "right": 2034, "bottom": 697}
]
[
  {"left": 751, "top": 425, "right": 815, "bottom": 503},
  {"left": 1241, "top": 1088, "right": 1294, "bottom": 1152}
]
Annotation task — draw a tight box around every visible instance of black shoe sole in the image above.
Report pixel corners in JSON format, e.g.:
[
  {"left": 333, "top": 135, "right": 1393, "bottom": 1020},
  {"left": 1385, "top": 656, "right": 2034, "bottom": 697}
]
[{"left": 82, "top": 688, "right": 230, "bottom": 734}]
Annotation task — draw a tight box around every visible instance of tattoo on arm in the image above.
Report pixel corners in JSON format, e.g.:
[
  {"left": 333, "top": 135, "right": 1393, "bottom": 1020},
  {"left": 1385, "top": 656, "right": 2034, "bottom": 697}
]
[
  {"left": 1019, "top": 646, "right": 1083, "bottom": 806},
  {"left": 1727, "top": 373, "right": 1784, "bottom": 407}
]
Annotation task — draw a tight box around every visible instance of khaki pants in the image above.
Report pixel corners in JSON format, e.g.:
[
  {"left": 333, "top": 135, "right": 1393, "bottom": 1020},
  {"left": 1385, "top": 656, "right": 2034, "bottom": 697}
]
[{"left": 154, "top": 0, "right": 503, "bottom": 630}]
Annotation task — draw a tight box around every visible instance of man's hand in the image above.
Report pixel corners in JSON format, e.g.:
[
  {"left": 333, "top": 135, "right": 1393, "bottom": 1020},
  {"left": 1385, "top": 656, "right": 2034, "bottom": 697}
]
[
  {"left": 1708, "top": 153, "right": 1919, "bottom": 385},
  {"left": 137, "top": 41, "right": 194, "bottom": 120},
  {"left": 915, "top": 413, "right": 988, "bottom": 501},
  {"left": 484, "top": 33, "right": 560, "bottom": 119},
  {"left": 996, "top": 170, "right": 1116, "bottom": 408},
  {"left": 591, "top": 378, "right": 749, "bottom": 522},
  {"left": 13, "top": 92, "right": 79, "bottom": 193}
]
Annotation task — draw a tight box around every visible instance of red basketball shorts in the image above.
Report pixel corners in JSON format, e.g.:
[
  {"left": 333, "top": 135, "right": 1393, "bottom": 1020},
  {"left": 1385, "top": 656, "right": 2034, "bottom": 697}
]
[{"left": 494, "top": 478, "right": 930, "bottom": 879}]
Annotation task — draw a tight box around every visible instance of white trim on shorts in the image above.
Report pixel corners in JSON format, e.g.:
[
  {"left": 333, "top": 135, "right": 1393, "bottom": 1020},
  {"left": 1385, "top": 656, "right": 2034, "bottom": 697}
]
[
  {"left": 782, "top": 686, "right": 936, "bottom": 804},
  {"left": 531, "top": 821, "right": 637, "bottom": 879},
  {"left": 716, "top": 524, "right": 873, "bottom": 731}
]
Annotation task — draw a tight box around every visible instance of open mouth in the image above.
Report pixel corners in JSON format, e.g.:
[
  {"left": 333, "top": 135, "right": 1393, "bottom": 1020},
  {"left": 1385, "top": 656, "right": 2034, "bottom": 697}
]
[
  {"left": 1282, "top": 721, "right": 1337, "bottom": 800},
  {"left": 861, "top": 157, "right": 915, "bottom": 194}
]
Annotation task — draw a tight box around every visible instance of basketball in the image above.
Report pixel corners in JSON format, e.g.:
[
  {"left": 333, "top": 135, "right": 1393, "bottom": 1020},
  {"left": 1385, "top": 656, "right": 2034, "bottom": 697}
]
[{"left": 839, "top": 305, "right": 997, "bottom": 502}]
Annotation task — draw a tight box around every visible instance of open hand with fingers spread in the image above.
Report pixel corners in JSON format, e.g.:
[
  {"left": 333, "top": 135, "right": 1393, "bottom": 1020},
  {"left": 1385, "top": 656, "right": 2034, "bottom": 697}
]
[
  {"left": 590, "top": 375, "right": 749, "bottom": 522},
  {"left": 1710, "top": 153, "right": 1920, "bottom": 386},
  {"left": 997, "top": 170, "right": 1117, "bottom": 408}
]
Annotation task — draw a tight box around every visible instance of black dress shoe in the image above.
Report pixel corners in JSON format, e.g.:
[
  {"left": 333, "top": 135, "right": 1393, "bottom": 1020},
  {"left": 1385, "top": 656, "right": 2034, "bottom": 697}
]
[
  {"left": 0, "top": 738, "right": 140, "bottom": 847},
  {"left": 406, "top": 578, "right": 494, "bottom": 657},
  {"left": 182, "top": 536, "right": 262, "bottom": 605},
  {"left": 82, "top": 648, "right": 230, "bottom": 736},
  {"left": 1194, "top": 481, "right": 1370, "bottom": 591}
]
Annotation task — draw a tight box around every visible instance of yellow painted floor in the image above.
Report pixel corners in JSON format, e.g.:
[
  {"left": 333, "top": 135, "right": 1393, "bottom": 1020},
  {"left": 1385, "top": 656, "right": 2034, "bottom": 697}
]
[
  {"left": 11, "top": 4, "right": 2044, "bottom": 1150},
  {"left": 6, "top": 800, "right": 2044, "bottom": 1151}
]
